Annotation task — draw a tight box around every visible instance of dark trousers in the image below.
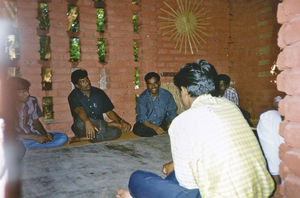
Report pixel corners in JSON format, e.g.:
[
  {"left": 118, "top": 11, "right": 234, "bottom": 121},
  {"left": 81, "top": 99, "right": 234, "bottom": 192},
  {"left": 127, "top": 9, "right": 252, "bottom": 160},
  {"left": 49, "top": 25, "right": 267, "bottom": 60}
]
[
  {"left": 133, "top": 120, "right": 169, "bottom": 137},
  {"left": 129, "top": 170, "right": 201, "bottom": 198},
  {"left": 71, "top": 118, "right": 121, "bottom": 143}
]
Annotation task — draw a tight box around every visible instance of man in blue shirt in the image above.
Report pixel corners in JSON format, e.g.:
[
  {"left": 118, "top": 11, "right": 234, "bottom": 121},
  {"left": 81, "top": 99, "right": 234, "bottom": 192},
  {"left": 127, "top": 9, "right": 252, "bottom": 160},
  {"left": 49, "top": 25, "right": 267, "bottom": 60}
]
[{"left": 133, "top": 72, "right": 177, "bottom": 137}]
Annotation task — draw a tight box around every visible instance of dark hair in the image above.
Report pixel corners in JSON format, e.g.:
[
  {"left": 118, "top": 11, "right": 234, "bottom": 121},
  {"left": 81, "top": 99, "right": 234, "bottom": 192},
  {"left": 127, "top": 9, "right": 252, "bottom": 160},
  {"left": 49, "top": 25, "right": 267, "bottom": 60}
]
[
  {"left": 8, "top": 77, "right": 31, "bottom": 90},
  {"left": 218, "top": 74, "right": 230, "bottom": 86},
  {"left": 71, "top": 69, "right": 88, "bottom": 85},
  {"left": 174, "top": 59, "right": 218, "bottom": 97},
  {"left": 144, "top": 72, "right": 160, "bottom": 83}
]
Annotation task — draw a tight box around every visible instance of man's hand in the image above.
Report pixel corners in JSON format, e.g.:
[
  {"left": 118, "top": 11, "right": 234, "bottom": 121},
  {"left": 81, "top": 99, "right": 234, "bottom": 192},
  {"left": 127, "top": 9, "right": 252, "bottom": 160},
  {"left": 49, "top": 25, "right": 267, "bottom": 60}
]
[
  {"left": 162, "top": 161, "right": 174, "bottom": 176},
  {"left": 85, "top": 120, "right": 97, "bottom": 139},
  {"left": 46, "top": 133, "right": 53, "bottom": 141},
  {"left": 120, "top": 120, "right": 131, "bottom": 132},
  {"left": 154, "top": 126, "right": 166, "bottom": 135},
  {"left": 35, "top": 135, "right": 50, "bottom": 144}
]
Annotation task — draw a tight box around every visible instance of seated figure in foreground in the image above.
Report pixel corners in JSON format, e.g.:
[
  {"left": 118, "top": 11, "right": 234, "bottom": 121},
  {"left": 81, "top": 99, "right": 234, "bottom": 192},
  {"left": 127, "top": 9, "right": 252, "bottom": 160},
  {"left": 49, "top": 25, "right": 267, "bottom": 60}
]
[
  {"left": 10, "top": 77, "right": 68, "bottom": 150},
  {"left": 116, "top": 60, "right": 274, "bottom": 198},
  {"left": 68, "top": 69, "right": 131, "bottom": 143},
  {"left": 133, "top": 72, "right": 177, "bottom": 137},
  {"left": 257, "top": 96, "right": 284, "bottom": 186}
]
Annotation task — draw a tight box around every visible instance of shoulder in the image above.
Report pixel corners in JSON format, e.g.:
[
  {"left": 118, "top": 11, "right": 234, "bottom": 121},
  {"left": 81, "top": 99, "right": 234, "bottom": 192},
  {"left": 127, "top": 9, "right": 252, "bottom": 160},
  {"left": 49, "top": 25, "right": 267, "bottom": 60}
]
[
  {"left": 260, "top": 110, "right": 281, "bottom": 120},
  {"left": 26, "top": 96, "right": 39, "bottom": 104},
  {"left": 226, "top": 87, "right": 238, "bottom": 93},
  {"left": 139, "top": 89, "right": 149, "bottom": 98},
  {"left": 159, "top": 87, "right": 172, "bottom": 95},
  {"left": 91, "top": 86, "right": 106, "bottom": 95},
  {"left": 68, "top": 88, "right": 80, "bottom": 98}
]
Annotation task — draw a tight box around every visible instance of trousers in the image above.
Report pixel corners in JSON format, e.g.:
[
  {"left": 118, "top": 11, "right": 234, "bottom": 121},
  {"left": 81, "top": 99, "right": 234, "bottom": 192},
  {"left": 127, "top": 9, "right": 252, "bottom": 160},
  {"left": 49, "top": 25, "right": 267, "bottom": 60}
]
[
  {"left": 19, "top": 132, "right": 68, "bottom": 150},
  {"left": 128, "top": 170, "right": 201, "bottom": 198},
  {"left": 71, "top": 118, "right": 121, "bottom": 143}
]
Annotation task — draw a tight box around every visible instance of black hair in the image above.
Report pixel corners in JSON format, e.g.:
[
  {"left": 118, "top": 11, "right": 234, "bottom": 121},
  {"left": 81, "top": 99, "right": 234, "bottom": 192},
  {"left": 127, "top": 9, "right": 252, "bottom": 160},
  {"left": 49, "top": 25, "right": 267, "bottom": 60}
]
[
  {"left": 173, "top": 59, "right": 218, "bottom": 97},
  {"left": 71, "top": 69, "right": 88, "bottom": 85},
  {"left": 144, "top": 72, "right": 160, "bottom": 83},
  {"left": 218, "top": 74, "right": 231, "bottom": 86},
  {"left": 8, "top": 77, "right": 31, "bottom": 90}
]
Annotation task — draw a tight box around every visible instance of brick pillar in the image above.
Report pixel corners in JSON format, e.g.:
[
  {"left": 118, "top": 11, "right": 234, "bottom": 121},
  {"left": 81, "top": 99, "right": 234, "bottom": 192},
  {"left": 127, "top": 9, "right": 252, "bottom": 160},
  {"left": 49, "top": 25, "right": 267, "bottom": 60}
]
[{"left": 276, "top": 0, "right": 300, "bottom": 197}]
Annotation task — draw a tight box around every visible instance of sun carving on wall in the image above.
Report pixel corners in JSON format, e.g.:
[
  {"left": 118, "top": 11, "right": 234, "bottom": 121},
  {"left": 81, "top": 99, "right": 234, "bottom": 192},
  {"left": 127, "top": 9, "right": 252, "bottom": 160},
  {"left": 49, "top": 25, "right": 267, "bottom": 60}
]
[{"left": 158, "top": 0, "right": 210, "bottom": 54}]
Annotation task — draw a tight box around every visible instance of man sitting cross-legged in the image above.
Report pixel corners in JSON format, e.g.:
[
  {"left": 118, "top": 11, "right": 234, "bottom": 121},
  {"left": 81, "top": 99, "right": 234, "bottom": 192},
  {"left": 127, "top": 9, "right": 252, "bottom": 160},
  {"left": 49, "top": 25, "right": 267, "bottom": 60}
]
[
  {"left": 9, "top": 77, "right": 68, "bottom": 150},
  {"left": 133, "top": 72, "right": 177, "bottom": 137},
  {"left": 116, "top": 60, "right": 274, "bottom": 198},
  {"left": 68, "top": 69, "right": 131, "bottom": 143}
]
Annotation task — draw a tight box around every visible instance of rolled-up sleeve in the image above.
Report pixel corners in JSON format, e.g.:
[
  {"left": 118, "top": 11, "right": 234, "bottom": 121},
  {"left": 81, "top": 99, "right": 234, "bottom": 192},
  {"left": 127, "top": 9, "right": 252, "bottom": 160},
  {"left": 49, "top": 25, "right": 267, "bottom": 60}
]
[
  {"left": 166, "top": 94, "right": 177, "bottom": 122},
  {"left": 136, "top": 96, "right": 148, "bottom": 123}
]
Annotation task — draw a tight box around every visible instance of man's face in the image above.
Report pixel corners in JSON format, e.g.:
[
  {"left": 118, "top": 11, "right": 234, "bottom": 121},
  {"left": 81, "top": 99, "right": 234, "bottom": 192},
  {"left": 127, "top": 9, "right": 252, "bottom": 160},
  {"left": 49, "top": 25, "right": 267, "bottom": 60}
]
[
  {"left": 219, "top": 80, "right": 228, "bottom": 94},
  {"left": 75, "top": 77, "right": 91, "bottom": 91},
  {"left": 146, "top": 77, "right": 160, "bottom": 96},
  {"left": 17, "top": 88, "right": 30, "bottom": 103}
]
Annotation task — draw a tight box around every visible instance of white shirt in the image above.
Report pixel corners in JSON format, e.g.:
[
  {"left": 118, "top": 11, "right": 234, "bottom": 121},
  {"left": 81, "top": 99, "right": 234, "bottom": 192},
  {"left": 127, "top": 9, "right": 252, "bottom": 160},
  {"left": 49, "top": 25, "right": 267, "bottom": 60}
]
[{"left": 257, "top": 110, "right": 284, "bottom": 175}]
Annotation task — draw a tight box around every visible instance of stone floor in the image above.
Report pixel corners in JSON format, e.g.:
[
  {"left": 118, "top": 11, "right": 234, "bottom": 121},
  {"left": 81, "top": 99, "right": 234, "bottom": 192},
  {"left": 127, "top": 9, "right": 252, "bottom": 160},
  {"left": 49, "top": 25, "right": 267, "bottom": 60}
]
[{"left": 21, "top": 135, "right": 172, "bottom": 198}]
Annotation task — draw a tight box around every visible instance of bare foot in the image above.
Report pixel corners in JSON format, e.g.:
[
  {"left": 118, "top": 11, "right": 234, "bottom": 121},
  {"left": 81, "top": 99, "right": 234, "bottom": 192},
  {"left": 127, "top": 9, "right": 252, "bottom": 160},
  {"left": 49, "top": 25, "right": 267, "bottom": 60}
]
[
  {"left": 68, "top": 136, "right": 88, "bottom": 144},
  {"left": 116, "top": 189, "right": 132, "bottom": 198}
]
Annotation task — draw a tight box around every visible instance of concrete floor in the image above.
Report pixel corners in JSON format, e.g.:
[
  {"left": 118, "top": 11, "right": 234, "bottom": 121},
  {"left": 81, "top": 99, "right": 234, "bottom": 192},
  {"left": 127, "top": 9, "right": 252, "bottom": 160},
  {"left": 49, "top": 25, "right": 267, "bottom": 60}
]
[{"left": 21, "top": 135, "right": 172, "bottom": 198}]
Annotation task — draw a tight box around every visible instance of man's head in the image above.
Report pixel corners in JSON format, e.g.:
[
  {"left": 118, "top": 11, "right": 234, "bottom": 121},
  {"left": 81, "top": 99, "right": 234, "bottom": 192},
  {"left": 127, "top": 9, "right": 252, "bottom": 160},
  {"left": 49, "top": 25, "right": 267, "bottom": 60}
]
[
  {"left": 174, "top": 59, "right": 217, "bottom": 108},
  {"left": 218, "top": 74, "right": 231, "bottom": 96},
  {"left": 8, "top": 77, "right": 31, "bottom": 102},
  {"left": 144, "top": 72, "right": 161, "bottom": 97},
  {"left": 71, "top": 69, "right": 91, "bottom": 91}
]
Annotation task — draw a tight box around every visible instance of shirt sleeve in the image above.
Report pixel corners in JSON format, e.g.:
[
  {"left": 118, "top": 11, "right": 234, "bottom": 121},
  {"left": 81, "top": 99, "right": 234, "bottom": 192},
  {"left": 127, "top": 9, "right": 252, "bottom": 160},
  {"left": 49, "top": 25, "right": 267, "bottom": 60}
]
[
  {"left": 166, "top": 93, "right": 178, "bottom": 122},
  {"left": 31, "top": 97, "right": 43, "bottom": 119},
  {"left": 68, "top": 92, "right": 82, "bottom": 111},
  {"left": 101, "top": 91, "right": 114, "bottom": 113},
  {"left": 136, "top": 95, "right": 148, "bottom": 123}
]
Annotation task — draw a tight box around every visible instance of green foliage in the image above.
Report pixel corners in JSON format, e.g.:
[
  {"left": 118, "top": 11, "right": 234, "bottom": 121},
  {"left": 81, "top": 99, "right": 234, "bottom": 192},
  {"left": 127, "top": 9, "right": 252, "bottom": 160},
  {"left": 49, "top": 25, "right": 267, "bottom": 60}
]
[
  {"left": 132, "top": 0, "right": 138, "bottom": 5},
  {"left": 97, "top": 39, "right": 106, "bottom": 62},
  {"left": 67, "top": 6, "right": 79, "bottom": 32},
  {"left": 97, "top": 8, "right": 105, "bottom": 33},
  {"left": 40, "top": 36, "right": 51, "bottom": 60},
  {"left": 38, "top": 3, "right": 50, "bottom": 30},
  {"left": 133, "top": 41, "right": 138, "bottom": 62},
  {"left": 132, "top": 14, "right": 138, "bottom": 33},
  {"left": 70, "top": 38, "right": 81, "bottom": 62},
  {"left": 134, "top": 67, "right": 139, "bottom": 89}
]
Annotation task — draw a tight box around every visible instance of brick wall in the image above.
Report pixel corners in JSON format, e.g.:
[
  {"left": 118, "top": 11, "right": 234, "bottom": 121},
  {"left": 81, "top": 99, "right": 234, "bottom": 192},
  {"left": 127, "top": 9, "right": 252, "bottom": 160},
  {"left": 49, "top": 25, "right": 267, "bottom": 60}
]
[
  {"left": 277, "top": 0, "right": 300, "bottom": 197},
  {"left": 228, "top": 0, "right": 281, "bottom": 118},
  {"left": 15, "top": 0, "right": 283, "bottom": 134},
  {"left": 16, "top": 0, "right": 231, "bottom": 135}
]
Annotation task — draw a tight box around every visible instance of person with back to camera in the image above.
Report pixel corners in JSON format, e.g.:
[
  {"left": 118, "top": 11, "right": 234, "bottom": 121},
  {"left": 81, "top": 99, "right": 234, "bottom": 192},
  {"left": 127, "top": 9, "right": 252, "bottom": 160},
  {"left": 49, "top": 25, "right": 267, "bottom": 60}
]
[
  {"left": 133, "top": 72, "right": 177, "bottom": 137},
  {"left": 68, "top": 69, "right": 131, "bottom": 143},
  {"left": 116, "top": 60, "right": 274, "bottom": 198}
]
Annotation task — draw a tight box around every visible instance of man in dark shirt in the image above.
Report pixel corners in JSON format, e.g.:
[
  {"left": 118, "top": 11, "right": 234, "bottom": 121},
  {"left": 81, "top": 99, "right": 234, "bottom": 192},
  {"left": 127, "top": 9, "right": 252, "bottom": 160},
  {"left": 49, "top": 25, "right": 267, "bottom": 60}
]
[
  {"left": 68, "top": 69, "right": 131, "bottom": 143},
  {"left": 133, "top": 72, "right": 177, "bottom": 137}
]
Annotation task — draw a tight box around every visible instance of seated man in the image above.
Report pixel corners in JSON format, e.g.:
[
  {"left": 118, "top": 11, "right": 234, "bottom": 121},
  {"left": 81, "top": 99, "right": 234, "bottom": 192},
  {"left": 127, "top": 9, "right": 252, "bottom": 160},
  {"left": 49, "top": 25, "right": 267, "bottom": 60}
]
[
  {"left": 9, "top": 77, "right": 68, "bottom": 150},
  {"left": 257, "top": 96, "right": 284, "bottom": 186},
  {"left": 133, "top": 72, "right": 177, "bottom": 137},
  {"left": 116, "top": 60, "right": 274, "bottom": 198},
  {"left": 68, "top": 69, "right": 131, "bottom": 143},
  {"left": 218, "top": 74, "right": 239, "bottom": 105}
]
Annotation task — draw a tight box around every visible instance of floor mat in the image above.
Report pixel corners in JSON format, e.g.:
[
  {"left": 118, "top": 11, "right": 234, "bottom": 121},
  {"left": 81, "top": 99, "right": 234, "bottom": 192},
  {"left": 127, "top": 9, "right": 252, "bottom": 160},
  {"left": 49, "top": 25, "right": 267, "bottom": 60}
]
[{"left": 21, "top": 135, "right": 172, "bottom": 198}]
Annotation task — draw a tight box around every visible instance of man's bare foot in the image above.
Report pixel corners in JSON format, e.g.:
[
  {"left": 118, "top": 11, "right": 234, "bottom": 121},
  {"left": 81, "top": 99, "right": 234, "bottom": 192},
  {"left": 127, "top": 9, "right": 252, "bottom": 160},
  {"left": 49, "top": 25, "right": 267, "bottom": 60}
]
[
  {"left": 116, "top": 189, "right": 132, "bottom": 198},
  {"left": 107, "top": 121, "right": 121, "bottom": 129},
  {"left": 68, "top": 136, "right": 88, "bottom": 144}
]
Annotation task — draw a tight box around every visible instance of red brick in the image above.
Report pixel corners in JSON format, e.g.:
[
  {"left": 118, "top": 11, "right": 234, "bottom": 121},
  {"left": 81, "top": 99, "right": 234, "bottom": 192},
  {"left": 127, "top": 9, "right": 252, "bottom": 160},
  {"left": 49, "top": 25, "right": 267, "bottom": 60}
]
[
  {"left": 277, "top": 0, "right": 300, "bottom": 24},
  {"left": 278, "top": 19, "right": 300, "bottom": 48},
  {"left": 282, "top": 122, "right": 300, "bottom": 148},
  {"left": 284, "top": 174, "right": 300, "bottom": 198}
]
